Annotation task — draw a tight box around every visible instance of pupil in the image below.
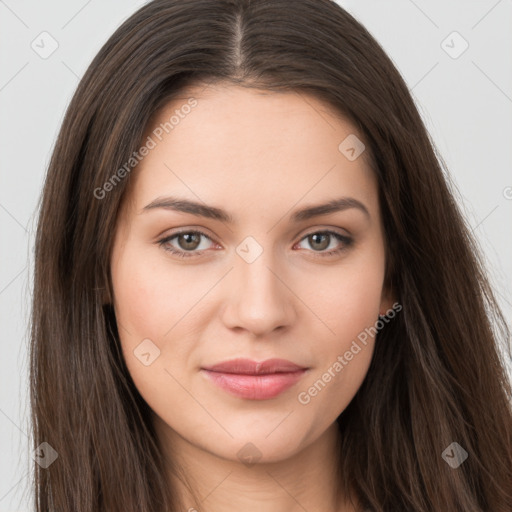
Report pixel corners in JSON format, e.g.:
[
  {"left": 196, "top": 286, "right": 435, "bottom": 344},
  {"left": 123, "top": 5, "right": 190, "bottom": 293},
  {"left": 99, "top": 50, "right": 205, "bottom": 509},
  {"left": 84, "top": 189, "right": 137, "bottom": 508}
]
[
  {"left": 180, "top": 233, "right": 200, "bottom": 250},
  {"left": 311, "top": 233, "right": 329, "bottom": 251}
]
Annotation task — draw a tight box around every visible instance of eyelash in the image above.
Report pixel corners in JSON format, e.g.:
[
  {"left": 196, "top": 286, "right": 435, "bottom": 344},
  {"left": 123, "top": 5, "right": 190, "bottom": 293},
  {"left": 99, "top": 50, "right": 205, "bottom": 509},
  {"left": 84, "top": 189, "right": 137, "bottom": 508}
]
[{"left": 157, "top": 229, "right": 353, "bottom": 259}]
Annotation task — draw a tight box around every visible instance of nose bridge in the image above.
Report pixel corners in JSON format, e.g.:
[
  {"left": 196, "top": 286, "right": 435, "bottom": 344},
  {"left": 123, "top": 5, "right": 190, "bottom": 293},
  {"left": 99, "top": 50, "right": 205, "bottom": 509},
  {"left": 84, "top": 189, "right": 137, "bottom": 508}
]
[{"left": 222, "top": 238, "right": 295, "bottom": 335}]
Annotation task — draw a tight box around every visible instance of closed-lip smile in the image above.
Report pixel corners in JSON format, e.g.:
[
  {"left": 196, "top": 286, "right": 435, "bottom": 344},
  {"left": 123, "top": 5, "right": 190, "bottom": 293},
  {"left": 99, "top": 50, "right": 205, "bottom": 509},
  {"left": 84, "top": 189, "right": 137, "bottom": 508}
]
[{"left": 201, "top": 358, "right": 309, "bottom": 400}]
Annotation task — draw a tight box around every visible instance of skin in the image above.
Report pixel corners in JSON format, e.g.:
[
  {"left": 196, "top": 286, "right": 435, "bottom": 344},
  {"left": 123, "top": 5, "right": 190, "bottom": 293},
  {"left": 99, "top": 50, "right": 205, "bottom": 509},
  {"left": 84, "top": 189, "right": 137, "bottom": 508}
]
[{"left": 110, "top": 83, "right": 393, "bottom": 512}]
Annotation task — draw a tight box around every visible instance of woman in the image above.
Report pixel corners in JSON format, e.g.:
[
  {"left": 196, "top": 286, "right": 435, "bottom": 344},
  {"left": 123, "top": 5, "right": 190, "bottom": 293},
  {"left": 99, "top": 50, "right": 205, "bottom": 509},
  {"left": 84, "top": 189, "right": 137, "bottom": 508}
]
[{"left": 30, "top": 0, "right": 512, "bottom": 511}]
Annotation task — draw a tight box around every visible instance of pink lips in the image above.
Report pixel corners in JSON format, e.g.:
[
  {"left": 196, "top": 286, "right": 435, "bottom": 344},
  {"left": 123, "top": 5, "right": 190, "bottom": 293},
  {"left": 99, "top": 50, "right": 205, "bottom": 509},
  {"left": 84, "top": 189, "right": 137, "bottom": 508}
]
[{"left": 201, "top": 358, "right": 308, "bottom": 400}]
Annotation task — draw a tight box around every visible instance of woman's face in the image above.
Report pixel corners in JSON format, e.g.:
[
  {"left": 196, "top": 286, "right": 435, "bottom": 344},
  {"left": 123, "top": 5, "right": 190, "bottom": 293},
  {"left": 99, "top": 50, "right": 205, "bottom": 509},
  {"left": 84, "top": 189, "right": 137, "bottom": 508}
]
[{"left": 110, "top": 83, "right": 392, "bottom": 464}]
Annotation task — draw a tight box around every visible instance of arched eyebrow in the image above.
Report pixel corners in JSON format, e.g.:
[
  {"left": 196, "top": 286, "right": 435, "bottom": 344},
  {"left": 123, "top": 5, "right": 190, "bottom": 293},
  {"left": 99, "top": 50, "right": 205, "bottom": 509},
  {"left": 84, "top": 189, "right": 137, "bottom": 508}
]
[{"left": 141, "top": 195, "right": 370, "bottom": 223}]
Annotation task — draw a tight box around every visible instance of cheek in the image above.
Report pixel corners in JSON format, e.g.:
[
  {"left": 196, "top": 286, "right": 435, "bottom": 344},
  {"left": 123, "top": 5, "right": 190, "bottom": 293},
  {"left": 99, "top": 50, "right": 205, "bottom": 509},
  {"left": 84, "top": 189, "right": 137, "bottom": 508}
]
[
  {"left": 295, "top": 245, "right": 385, "bottom": 411},
  {"left": 111, "top": 243, "right": 200, "bottom": 341},
  {"left": 111, "top": 242, "right": 218, "bottom": 375},
  {"left": 110, "top": 245, "right": 205, "bottom": 416},
  {"left": 300, "top": 246, "right": 386, "bottom": 341},
  {"left": 111, "top": 264, "right": 163, "bottom": 341}
]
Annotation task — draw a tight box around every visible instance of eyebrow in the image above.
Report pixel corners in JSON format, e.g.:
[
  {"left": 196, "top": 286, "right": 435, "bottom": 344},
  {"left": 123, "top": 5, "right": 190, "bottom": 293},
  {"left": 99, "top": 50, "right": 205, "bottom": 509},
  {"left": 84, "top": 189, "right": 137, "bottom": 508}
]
[{"left": 141, "top": 195, "right": 370, "bottom": 223}]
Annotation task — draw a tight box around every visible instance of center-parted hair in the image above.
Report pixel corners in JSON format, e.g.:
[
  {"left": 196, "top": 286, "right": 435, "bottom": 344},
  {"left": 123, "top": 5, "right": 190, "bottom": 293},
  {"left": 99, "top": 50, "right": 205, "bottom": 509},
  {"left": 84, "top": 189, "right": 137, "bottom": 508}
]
[{"left": 30, "top": 1, "right": 512, "bottom": 511}]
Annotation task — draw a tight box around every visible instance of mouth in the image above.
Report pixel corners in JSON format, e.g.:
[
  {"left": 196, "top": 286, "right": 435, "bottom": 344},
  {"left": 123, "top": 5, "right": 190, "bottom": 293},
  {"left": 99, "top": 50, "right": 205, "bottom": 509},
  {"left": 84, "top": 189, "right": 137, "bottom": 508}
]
[{"left": 201, "top": 358, "right": 309, "bottom": 400}]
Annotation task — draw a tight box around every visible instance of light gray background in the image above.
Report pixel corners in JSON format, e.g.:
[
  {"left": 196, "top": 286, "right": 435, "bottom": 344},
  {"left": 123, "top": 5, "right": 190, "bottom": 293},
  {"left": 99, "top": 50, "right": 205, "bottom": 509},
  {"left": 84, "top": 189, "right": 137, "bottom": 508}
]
[{"left": 1, "top": 1, "right": 511, "bottom": 510}]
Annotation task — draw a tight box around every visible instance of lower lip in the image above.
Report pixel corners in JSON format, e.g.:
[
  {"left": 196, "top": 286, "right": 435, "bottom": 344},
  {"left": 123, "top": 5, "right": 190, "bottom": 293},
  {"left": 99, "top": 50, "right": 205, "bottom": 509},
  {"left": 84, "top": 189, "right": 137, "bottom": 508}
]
[{"left": 201, "top": 369, "right": 307, "bottom": 400}]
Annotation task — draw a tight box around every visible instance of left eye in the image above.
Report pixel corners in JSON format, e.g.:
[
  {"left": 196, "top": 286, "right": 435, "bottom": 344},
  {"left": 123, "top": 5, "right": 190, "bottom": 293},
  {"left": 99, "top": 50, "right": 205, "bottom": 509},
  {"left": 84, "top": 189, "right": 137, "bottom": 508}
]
[
  {"left": 295, "top": 231, "right": 352, "bottom": 254},
  {"left": 158, "top": 229, "right": 352, "bottom": 258}
]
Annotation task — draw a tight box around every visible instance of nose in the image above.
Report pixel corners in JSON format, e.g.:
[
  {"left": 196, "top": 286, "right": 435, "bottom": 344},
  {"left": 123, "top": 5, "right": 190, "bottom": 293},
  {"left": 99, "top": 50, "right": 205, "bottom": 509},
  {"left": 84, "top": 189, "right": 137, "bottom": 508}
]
[{"left": 220, "top": 253, "right": 297, "bottom": 337}]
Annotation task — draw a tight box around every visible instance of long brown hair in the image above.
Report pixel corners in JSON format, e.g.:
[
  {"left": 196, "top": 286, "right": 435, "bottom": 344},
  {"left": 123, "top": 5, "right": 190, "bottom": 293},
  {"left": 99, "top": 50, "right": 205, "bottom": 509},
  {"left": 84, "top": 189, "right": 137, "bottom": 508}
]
[{"left": 30, "top": 0, "right": 512, "bottom": 510}]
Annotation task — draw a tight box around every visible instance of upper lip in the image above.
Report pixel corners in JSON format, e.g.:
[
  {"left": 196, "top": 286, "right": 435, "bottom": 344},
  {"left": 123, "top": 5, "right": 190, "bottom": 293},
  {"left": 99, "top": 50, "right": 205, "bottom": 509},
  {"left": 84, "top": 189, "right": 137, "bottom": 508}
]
[{"left": 202, "top": 358, "right": 307, "bottom": 375}]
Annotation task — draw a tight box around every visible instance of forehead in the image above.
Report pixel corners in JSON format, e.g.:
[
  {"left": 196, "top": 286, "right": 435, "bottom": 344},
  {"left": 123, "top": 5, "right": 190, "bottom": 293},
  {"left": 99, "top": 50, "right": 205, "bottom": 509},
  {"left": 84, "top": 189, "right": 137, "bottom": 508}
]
[{"left": 124, "top": 84, "right": 377, "bottom": 219}]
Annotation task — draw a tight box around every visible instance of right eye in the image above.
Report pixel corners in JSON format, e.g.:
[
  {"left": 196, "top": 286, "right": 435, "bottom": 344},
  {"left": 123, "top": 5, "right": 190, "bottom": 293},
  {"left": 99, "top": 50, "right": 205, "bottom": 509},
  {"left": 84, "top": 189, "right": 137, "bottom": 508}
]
[{"left": 158, "top": 230, "right": 218, "bottom": 258}]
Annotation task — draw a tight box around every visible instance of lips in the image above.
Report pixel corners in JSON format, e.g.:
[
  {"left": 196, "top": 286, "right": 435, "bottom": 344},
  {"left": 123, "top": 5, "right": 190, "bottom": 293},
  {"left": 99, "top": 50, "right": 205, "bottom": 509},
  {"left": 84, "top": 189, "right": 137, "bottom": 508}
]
[
  {"left": 201, "top": 358, "right": 308, "bottom": 400},
  {"left": 202, "top": 358, "right": 306, "bottom": 375}
]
